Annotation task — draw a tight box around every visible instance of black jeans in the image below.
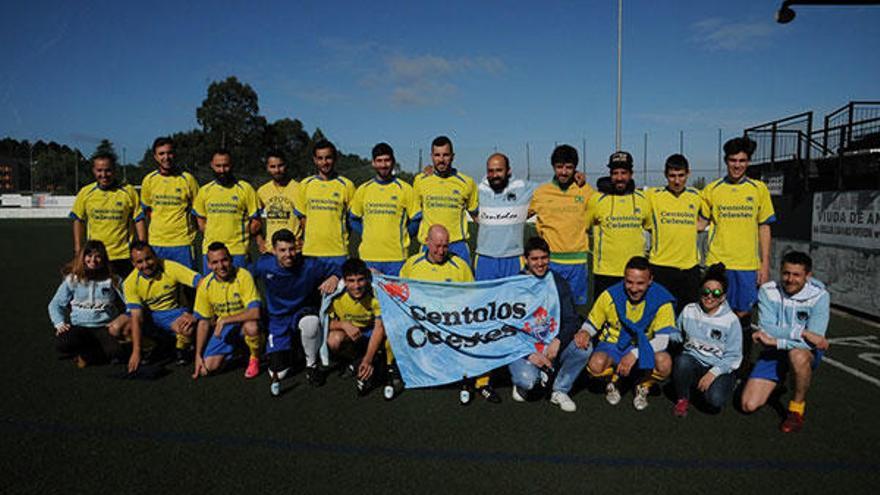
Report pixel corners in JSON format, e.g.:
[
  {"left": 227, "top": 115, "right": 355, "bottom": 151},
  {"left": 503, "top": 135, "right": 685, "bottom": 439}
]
[
  {"left": 673, "top": 353, "right": 736, "bottom": 410},
  {"left": 55, "top": 325, "right": 123, "bottom": 364}
]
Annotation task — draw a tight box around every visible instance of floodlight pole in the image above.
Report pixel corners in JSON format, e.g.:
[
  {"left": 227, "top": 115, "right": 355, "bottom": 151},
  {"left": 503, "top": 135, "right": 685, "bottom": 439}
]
[{"left": 615, "top": 0, "right": 623, "bottom": 151}]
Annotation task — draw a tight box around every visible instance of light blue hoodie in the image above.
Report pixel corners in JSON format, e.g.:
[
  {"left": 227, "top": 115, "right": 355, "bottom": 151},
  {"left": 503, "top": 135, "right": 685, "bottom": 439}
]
[
  {"left": 677, "top": 300, "right": 743, "bottom": 376},
  {"left": 756, "top": 278, "right": 830, "bottom": 350},
  {"left": 48, "top": 275, "right": 125, "bottom": 328}
]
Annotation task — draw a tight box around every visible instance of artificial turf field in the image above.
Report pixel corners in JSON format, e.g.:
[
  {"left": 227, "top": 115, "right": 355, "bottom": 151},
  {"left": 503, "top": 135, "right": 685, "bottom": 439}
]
[{"left": 2, "top": 219, "right": 879, "bottom": 494}]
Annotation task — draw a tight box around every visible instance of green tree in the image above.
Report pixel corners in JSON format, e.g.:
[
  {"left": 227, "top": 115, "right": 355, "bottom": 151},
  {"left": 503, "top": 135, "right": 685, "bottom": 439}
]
[{"left": 90, "top": 139, "right": 118, "bottom": 162}]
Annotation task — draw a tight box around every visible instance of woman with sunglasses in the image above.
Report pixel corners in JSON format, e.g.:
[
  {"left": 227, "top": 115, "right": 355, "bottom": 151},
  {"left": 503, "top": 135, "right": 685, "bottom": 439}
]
[
  {"left": 48, "top": 240, "right": 130, "bottom": 367},
  {"left": 671, "top": 263, "right": 743, "bottom": 417}
]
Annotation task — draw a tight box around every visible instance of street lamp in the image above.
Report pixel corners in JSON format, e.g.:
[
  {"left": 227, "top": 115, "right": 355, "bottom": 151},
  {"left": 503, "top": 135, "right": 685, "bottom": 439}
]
[{"left": 776, "top": 1, "right": 880, "bottom": 24}]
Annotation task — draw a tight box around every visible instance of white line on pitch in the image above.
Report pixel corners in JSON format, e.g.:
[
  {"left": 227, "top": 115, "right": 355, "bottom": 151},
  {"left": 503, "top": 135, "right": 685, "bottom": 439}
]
[{"left": 821, "top": 356, "right": 880, "bottom": 389}]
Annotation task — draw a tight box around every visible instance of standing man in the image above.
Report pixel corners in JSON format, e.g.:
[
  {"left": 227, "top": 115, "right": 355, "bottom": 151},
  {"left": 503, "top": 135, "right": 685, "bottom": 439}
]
[
  {"left": 295, "top": 139, "right": 356, "bottom": 272},
  {"left": 645, "top": 154, "right": 706, "bottom": 313},
  {"left": 474, "top": 153, "right": 535, "bottom": 281},
  {"left": 140, "top": 136, "right": 200, "bottom": 269},
  {"left": 529, "top": 145, "right": 593, "bottom": 305},
  {"left": 71, "top": 152, "right": 145, "bottom": 276},
  {"left": 411, "top": 136, "right": 478, "bottom": 265},
  {"left": 741, "top": 251, "right": 829, "bottom": 433},
  {"left": 192, "top": 149, "right": 261, "bottom": 273},
  {"left": 349, "top": 143, "right": 417, "bottom": 276},
  {"left": 399, "top": 224, "right": 500, "bottom": 404},
  {"left": 701, "top": 136, "right": 775, "bottom": 372},
  {"left": 508, "top": 237, "right": 593, "bottom": 412},
  {"left": 256, "top": 150, "right": 300, "bottom": 254},
  {"left": 586, "top": 151, "right": 652, "bottom": 299}
]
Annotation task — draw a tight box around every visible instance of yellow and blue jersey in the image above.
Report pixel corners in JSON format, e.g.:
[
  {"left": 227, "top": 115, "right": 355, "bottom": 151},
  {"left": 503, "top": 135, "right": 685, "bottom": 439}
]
[
  {"left": 588, "top": 290, "right": 676, "bottom": 345},
  {"left": 586, "top": 191, "right": 651, "bottom": 277},
  {"left": 350, "top": 177, "right": 416, "bottom": 262},
  {"left": 193, "top": 267, "right": 260, "bottom": 320},
  {"left": 257, "top": 179, "right": 300, "bottom": 253},
  {"left": 192, "top": 180, "right": 260, "bottom": 256},
  {"left": 412, "top": 170, "right": 478, "bottom": 244},
  {"left": 123, "top": 259, "right": 201, "bottom": 311},
  {"left": 295, "top": 174, "right": 356, "bottom": 257},
  {"left": 399, "top": 253, "right": 474, "bottom": 282},
  {"left": 328, "top": 291, "right": 382, "bottom": 329},
  {"left": 528, "top": 180, "right": 593, "bottom": 264},
  {"left": 701, "top": 177, "right": 776, "bottom": 270},
  {"left": 646, "top": 187, "right": 704, "bottom": 269},
  {"left": 140, "top": 170, "right": 200, "bottom": 247},
  {"left": 70, "top": 181, "right": 143, "bottom": 260}
]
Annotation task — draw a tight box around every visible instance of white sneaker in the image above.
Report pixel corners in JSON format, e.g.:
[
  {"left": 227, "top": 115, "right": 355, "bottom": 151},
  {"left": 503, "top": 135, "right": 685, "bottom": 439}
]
[
  {"left": 605, "top": 382, "right": 622, "bottom": 406},
  {"left": 511, "top": 386, "right": 526, "bottom": 403},
  {"left": 550, "top": 391, "right": 577, "bottom": 412},
  {"left": 633, "top": 384, "right": 650, "bottom": 411}
]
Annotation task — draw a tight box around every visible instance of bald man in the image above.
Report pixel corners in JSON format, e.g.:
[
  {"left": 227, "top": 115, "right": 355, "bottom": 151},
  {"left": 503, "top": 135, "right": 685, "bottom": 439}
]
[{"left": 474, "top": 153, "right": 537, "bottom": 281}]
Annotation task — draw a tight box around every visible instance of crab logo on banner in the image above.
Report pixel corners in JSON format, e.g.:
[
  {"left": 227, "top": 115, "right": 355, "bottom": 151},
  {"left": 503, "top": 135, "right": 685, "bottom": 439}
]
[{"left": 374, "top": 274, "right": 560, "bottom": 388}]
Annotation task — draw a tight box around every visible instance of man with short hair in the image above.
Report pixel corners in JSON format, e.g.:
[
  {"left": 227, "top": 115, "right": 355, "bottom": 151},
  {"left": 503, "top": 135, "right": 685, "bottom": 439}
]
[
  {"left": 741, "top": 251, "right": 829, "bottom": 433},
  {"left": 295, "top": 140, "right": 355, "bottom": 272},
  {"left": 192, "top": 242, "right": 262, "bottom": 379},
  {"left": 528, "top": 145, "right": 594, "bottom": 305},
  {"left": 140, "top": 137, "right": 200, "bottom": 269},
  {"left": 249, "top": 229, "right": 340, "bottom": 387},
  {"left": 508, "top": 237, "right": 593, "bottom": 412},
  {"left": 192, "top": 149, "right": 261, "bottom": 273},
  {"left": 701, "top": 136, "right": 776, "bottom": 373},
  {"left": 123, "top": 241, "right": 201, "bottom": 371},
  {"left": 474, "top": 153, "right": 535, "bottom": 280},
  {"left": 255, "top": 150, "right": 300, "bottom": 254},
  {"left": 586, "top": 256, "right": 676, "bottom": 411},
  {"left": 349, "top": 142, "right": 417, "bottom": 276},
  {"left": 586, "top": 151, "right": 651, "bottom": 299},
  {"left": 645, "top": 154, "right": 707, "bottom": 313},
  {"left": 411, "top": 136, "right": 478, "bottom": 265},
  {"left": 400, "top": 224, "right": 499, "bottom": 403},
  {"left": 71, "top": 153, "right": 145, "bottom": 276}
]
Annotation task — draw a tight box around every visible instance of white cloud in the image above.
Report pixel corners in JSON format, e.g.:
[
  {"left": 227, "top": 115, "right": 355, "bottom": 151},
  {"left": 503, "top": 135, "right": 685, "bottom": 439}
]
[
  {"left": 691, "top": 17, "right": 778, "bottom": 51},
  {"left": 385, "top": 54, "right": 505, "bottom": 107}
]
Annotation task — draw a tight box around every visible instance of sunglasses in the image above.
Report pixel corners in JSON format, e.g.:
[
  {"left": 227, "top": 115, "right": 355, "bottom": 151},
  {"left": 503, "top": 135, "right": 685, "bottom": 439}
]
[{"left": 701, "top": 288, "right": 724, "bottom": 298}]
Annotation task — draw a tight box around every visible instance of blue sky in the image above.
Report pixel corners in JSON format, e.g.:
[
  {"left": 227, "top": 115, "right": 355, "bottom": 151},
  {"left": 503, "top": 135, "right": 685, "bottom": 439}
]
[{"left": 2, "top": 0, "right": 878, "bottom": 184}]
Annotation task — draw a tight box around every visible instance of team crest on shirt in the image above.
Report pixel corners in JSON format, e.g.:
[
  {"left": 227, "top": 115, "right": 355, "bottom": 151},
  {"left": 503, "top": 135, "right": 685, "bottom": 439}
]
[
  {"left": 575, "top": 196, "right": 584, "bottom": 203},
  {"left": 175, "top": 188, "right": 182, "bottom": 193},
  {"left": 745, "top": 196, "right": 754, "bottom": 202},
  {"left": 116, "top": 201, "right": 122, "bottom": 206},
  {"left": 333, "top": 192, "right": 340, "bottom": 198},
  {"left": 797, "top": 311, "right": 809, "bottom": 322},
  {"left": 688, "top": 203, "right": 695, "bottom": 210},
  {"left": 452, "top": 189, "right": 460, "bottom": 195},
  {"left": 634, "top": 207, "right": 642, "bottom": 214},
  {"left": 390, "top": 195, "right": 398, "bottom": 201},
  {"left": 710, "top": 329, "right": 723, "bottom": 340},
  {"left": 506, "top": 192, "right": 517, "bottom": 201},
  {"left": 231, "top": 195, "right": 239, "bottom": 202}
]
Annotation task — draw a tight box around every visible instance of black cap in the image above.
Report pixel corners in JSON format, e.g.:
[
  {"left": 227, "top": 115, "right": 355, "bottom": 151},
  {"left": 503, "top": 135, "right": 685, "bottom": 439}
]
[{"left": 607, "top": 150, "right": 633, "bottom": 170}]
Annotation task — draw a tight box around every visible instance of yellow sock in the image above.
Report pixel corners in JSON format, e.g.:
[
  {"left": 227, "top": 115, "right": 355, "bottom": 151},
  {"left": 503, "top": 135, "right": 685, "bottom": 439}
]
[
  {"left": 611, "top": 373, "right": 620, "bottom": 384},
  {"left": 244, "top": 335, "right": 260, "bottom": 359},
  {"left": 475, "top": 374, "right": 490, "bottom": 389},
  {"left": 589, "top": 366, "right": 615, "bottom": 379},
  {"left": 175, "top": 334, "right": 191, "bottom": 350},
  {"left": 639, "top": 371, "right": 666, "bottom": 389},
  {"left": 385, "top": 341, "right": 395, "bottom": 366},
  {"left": 788, "top": 400, "right": 806, "bottom": 415}
]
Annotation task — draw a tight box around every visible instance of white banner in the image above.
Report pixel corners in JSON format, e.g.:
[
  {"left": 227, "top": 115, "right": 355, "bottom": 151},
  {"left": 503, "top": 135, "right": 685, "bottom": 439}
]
[{"left": 812, "top": 191, "right": 880, "bottom": 250}]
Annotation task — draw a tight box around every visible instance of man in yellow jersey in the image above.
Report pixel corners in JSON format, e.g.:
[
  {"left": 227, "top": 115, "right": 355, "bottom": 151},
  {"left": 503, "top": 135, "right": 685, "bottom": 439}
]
[
  {"left": 701, "top": 137, "right": 775, "bottom": 374},
  {"left": 411, "top": 136, "right": 478, "bottom": 265},
  {"left": 400, "top": 224, "right": 500, "bottom": 404},
  {"left": 350, "top": 142, "right": 417, "bottom": 276},
  {"left": 255, "top": 150, "right": 300, "bottom": 254},
  {"left": 645, "top": 154, "right": 708, "bottom": 313},
  {"left": 327, "top": 258, "right": 388, "bottom": 395},
  {"left": 587, "top": 151, "right": 651, "bottom": 299},
  {"left": 71, "top": 152, "right": 145, "bottom": 276},
  {"left": 192, "top": 242, "right": 262, "bottom": 379},
  {"left": 295, "top": 139, "right": 356, "bottom": 272},
  {"left": 124, "top": 241, "right": 201, "bottom": 371},
  {"left": 192, "top": 149, "right": 261, "bottom": 274},
  {"left": 528, "top": 145, "right": 593, "bottom": 305},
  {"left": 585, "top": 256, "right": 676, "bottom": 411},
  {"left": 140, "top": 136, "right": 200, "bottom": 269}
]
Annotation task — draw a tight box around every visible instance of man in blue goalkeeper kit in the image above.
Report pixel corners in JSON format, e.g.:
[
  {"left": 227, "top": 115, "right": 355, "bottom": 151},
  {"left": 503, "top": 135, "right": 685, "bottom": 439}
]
[
  {"left": 508, "top": 237, "right": 593, "bottom": 412},
  {"left": 741, "top": 251, "right": 830, "bottom": 433},
  {"left": 248, "top": 229, "right": 340, "bottom": 386}
]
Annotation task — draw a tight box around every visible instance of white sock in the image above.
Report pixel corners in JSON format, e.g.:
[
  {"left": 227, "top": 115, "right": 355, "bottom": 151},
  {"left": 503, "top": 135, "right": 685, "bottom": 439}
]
[{"left": 298, "top": 315, "right": 321, "bottom": 367}]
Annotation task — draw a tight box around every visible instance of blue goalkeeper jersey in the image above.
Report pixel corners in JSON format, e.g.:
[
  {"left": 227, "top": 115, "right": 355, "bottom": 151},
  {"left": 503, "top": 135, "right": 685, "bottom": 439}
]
[{"left": 249, "top": 254, "right": 341, "bottom": 318}]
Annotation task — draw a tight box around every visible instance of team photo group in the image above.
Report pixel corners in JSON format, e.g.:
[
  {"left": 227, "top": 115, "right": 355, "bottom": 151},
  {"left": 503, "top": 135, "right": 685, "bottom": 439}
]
[{"left": 47, "top": 133, "right": 830, "bottom": 433}]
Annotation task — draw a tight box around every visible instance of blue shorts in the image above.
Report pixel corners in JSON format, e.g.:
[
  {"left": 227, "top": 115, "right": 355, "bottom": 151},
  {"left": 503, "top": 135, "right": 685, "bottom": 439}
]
[
  {"left": 474, "top": 254, "right": 523, "bottom": 281},
  {"left": 152, "top": 245, "right": 195, "bottom": 270},
  {"left": 202, "top": 254, "right": 248, "bottom": 274},
  {"left": 750, "top": 349, "right": 823, "bottom": 383},
  {"left": 549, "top": 262, "right": 589, "bottom": 306},
  {"left": 149, "top": 308, "right": 188, "bottom": 335},
  {"left": 366, "top": 260, "right": 404, "bottom": 276},
  {"left": 422, "top": 240, "right": 471, "bottom": 266},
  {"left": 203, "top": 322, "right": 243, "bottom": 358},
  {"left": 266, "top": 310, "right": 314, "bottom": 354},
  {"left": 726, "top": 269, "right": 758, "bottom": 313},
  {"left": 595, "top": 340, "right": 636, "bottom": 364}
]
